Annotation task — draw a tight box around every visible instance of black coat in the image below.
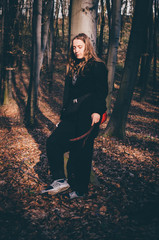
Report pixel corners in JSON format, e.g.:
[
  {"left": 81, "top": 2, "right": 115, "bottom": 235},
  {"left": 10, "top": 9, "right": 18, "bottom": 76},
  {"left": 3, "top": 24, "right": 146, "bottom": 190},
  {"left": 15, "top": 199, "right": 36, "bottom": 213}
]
[{"left": 61, "top": 58, "right": 108, "bottom": 119}]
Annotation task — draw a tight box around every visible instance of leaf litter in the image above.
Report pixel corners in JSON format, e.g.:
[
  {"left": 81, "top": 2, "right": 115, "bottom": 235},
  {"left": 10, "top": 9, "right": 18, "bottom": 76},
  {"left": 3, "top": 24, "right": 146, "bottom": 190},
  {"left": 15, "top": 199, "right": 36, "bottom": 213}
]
[{"left": 0, "top": 57, "right": 159, "bottom": 240}]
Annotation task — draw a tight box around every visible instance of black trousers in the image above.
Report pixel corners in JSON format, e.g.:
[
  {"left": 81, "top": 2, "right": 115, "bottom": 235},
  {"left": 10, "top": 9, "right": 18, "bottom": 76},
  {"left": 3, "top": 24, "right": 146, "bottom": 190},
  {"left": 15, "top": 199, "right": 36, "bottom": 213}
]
[{"left": 46, "top": 101, "right": 100, "bottom": 194}]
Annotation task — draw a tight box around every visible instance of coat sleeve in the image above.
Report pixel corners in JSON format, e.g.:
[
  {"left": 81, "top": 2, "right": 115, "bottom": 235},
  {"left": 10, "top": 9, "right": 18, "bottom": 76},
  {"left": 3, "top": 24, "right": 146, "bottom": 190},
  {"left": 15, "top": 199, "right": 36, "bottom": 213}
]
[
  {"left": 60, "top": 75, "right": 70, "bottom": 119},
  {"left": 91, "top": 62, "right": 108, "bottom": 116}
]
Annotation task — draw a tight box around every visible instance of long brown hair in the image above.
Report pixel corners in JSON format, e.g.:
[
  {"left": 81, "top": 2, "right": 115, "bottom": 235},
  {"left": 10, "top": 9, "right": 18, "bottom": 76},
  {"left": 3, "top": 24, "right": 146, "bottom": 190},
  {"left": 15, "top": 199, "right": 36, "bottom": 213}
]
[{"left": 66, "top": 33, "right": 102, "bottom": 76}]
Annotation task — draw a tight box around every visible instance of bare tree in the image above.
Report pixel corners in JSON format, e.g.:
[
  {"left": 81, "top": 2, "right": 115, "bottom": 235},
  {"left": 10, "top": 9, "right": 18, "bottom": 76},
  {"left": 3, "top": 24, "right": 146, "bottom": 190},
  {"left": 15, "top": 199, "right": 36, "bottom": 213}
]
[
  {"left": 106, "top": 0, "right": 121, "bottom": 114},
  {"left": 68, "top": 0, "right": 72, "bottom": 52},
  {"left": 25, "top": 0, "right": 54, "bottom": 125},
  {"left": 70, "top": 0, "right": 98, "bottom": 48},
  {"left": 98, "top": 0, "right": 106, "bottom": 57},
  {"left": 60, "top": 0, "right": 66, "bottom": 44},
  {"left": 26, "top": 0, "right": 33, "bottom": 30},
  {"left": 105, "top": 0, "right": 153, "bottom": 139},
  {"left": 139, "top": 3, "right": 153, "bottom": 100},
  {"left": 106, "top": 0, "right": 112, "bottom": 40},
  {"left": 120, "top": 0, "right": 128, "bottom": 40},
  {"left": 153, "top": 0, "right": 158, "bottom": 90},
  {"left": 0, "top": 0, "right": 19, "bottom": 105}
]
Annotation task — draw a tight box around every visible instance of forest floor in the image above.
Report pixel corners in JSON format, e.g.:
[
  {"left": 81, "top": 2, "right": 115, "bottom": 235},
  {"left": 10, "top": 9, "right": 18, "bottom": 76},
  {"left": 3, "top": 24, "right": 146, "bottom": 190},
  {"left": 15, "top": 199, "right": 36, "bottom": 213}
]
[{"left": 0, "top": 53, "right": 159, "bottom": 240}]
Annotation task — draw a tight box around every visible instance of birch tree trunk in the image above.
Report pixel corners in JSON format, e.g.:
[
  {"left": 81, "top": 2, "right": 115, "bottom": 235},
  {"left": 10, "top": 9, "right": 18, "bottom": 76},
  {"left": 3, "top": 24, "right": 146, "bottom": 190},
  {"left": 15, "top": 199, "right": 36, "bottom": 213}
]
[
  {"left": 105, "top": 0, "right": 153, "bottom": 139},
  {"left": 70, "top": 0, "right": 98, "bottom": 48},
  {"left": 106, "top": 0, "right": 121, "bottom": 115}
]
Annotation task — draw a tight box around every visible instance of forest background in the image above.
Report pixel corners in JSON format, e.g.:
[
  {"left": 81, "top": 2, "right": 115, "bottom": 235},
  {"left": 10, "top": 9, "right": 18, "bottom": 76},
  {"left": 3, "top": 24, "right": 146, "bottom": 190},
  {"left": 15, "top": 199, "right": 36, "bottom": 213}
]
[{"left": 0, "top": 0, "right": 159, "bottom": 240}]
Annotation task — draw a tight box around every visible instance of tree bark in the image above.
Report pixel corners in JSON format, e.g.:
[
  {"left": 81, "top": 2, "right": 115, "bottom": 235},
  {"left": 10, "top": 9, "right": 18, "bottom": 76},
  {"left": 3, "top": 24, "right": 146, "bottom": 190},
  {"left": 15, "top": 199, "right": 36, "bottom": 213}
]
[
  {"left": 0, "top": 0, "right": 5, "bottom": 104},
  {"left": 139, "top": 3, "right": 153, "bottom": 101},
  {"left": 98, "top": 0, "right": 105, "bottom": 57},
  {"left": 106, "top": 0, "right": 112, "bottom": 40},
  {"left": 25, "top": 0, "right": 54, "bottom": 125},
  {"left": 105, "top": 0, "right": 153, "bottom": 139},
  {"left": 153, "top": 0, "right": 157, "bottom": 90},
  {"left": 0, "top": 0, "right": 18, "bottom": 105},
  {"left": 25, "top": 0, "right": 42, "bottom": 125},
  {"left": 70, "top": 0, "right": 98, "bottom": 48},
  {"left": 49, "top": 2, "right": 55, "bottom": 93},
  {"left": 120, "top": 0, "right": 128, "bottom": 40},
  {"left": 68, "top": 0, "right": 72, "bottom": 52},
  {"left": 42, "top": 0, "right": 54, "bottom": 54},
  {"left": 106, "top": 0, "right": 121, "bottom": 115},
  {"left": 60, "top": 0, "right": 65, "bottom": 44}
]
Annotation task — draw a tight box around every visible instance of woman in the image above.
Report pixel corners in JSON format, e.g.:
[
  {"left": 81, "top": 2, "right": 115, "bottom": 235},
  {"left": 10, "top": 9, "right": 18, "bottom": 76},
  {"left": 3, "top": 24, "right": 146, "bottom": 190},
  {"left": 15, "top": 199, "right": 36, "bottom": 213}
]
[{"left": 42, "top": 33, "right": 108, "bottom": 199}]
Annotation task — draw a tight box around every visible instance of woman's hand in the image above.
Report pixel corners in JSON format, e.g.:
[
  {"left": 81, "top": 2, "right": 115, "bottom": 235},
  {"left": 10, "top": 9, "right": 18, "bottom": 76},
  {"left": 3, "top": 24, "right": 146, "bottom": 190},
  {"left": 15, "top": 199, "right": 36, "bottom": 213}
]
[
  {"left": 56, "top": 122, "right": 61, "bottom": 127},
  {"left": 91, "top": 113, "right": 100, "bottom": 126}
]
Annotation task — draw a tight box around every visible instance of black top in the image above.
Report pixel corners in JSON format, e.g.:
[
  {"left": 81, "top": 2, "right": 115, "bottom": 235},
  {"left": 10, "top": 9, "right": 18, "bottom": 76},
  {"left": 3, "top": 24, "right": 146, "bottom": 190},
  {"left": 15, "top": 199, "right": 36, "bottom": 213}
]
[{"left": 61, "top": 58, "right": 108, "bottom": 117}]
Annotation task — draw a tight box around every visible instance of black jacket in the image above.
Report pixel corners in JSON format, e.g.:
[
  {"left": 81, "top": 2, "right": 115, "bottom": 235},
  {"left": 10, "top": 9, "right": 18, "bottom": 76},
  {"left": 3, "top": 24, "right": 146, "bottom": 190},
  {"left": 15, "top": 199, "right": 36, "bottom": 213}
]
[{"left": 61, "top": 58, "right": 108, "bottom": 118}]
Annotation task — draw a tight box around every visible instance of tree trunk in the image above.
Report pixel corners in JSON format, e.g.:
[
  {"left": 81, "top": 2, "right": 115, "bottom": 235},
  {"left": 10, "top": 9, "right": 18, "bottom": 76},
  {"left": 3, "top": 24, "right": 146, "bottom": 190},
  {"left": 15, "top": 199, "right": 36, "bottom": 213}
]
[
  {"left": 54, "top": 0, "right": 60, "bottom": 44},
  {"left": 139, "top": 3, "right": 153, "bottom": 101},
  {"left": 25, "top": 0, "right": 42, "bottom": 125},
  {"left": 0, "top": 0, "right": 18, "bottom": 105},
  {"left": 42, "top": 0, "right": 54, "bottom": 54},
  {"left": 70, "top": 0, "right": 98, "bottom": 48},
  {"left": 68, "top": 0, "right": 72, "bottom": 52},
  {"left": 28, "top": 0, "right": 33, "bottom": 31},
  {"left": 49, "top": 2, "right": 55, "bottom": 93},
  {"left": 105, "top": 0, "right": 153, "bottom": 139},
  {"left": 153, "top": 0, "right": 157, "bottom": 90},
  {"left": 106, "top": 0, "right": 121, "bottom": 115},
  {"left": 48, "top": 0, "right": 60, "bottom": 94},
  {"left": 0, "top": 0, "right": 5, "bottom": 104},
  {"left": 3, "top": 68, "right": 14, "bottom": 105},
  {"left": 106, "top": 0, "right": 112, "bottom": 41},
  {"left": 25, "top": 0, "right": 54, "bottom": 125},
  {"left": 120, "top": 0, "right": 128, "bottom": 40},
  {"left": 98, "top": 0, "right": 105, "bottom": 57},
  {"left": 60, "top": 0, "right": 65, "bottom": 45}
]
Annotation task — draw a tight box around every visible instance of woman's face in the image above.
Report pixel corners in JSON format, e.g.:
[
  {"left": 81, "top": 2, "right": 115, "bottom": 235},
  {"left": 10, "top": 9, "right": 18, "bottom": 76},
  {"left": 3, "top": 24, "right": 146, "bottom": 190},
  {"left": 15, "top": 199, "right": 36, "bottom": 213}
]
[{"left": 73, "top": 39, "right": 85, "bottom": 59}]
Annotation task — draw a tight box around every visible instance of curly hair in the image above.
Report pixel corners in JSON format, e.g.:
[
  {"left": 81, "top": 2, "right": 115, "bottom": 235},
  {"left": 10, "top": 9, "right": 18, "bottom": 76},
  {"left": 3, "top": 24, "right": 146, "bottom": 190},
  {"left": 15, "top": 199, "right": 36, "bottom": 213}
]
[{"left": 66, "top": 33, "right": 102, "bottom": 77}]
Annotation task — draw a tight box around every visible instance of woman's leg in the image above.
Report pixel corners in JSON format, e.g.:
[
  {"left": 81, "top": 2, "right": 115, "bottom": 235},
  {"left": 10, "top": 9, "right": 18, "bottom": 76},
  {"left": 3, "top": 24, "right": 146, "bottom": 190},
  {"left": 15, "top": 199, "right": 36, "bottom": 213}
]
[
  {"left": 46, "top": 119, "right": 75, "bottom": 180},
  {"left": 67, "top": 97, "right": 100, "bottom": 194},
  {"left": 67, "top": 126, "right": 99, "bottom": 194}
]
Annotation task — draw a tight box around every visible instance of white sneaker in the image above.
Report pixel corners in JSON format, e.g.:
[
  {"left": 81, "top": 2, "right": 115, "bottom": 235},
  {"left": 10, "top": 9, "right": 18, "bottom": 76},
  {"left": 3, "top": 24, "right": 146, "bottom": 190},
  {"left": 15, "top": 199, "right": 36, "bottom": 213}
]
[
  {"left": 69, "top": 191, "right": 84, "bottom": 199},
  {"left": 41, "top": 179, "right": 70, "bottom": 195}
]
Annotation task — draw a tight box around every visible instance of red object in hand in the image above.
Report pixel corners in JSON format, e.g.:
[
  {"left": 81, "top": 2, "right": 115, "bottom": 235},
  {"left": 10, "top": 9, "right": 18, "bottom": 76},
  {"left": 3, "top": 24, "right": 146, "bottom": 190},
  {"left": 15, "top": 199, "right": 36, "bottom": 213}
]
[{"left": 100, "top": 112, "right": 107, "bottom": 124}]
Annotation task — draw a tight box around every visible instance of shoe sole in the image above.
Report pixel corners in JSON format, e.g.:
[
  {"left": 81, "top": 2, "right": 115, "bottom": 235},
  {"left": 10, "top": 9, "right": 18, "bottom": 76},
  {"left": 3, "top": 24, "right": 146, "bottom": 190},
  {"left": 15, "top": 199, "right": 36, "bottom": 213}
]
[
  {"left": 48, "top": 185, "right": 70, "bottom": 195},
  {"left": 42, "top": 185, "right": 70, "bottom": 195},
  {"left": 69, "top": 193, "right": 84, "bottom": 199}
]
